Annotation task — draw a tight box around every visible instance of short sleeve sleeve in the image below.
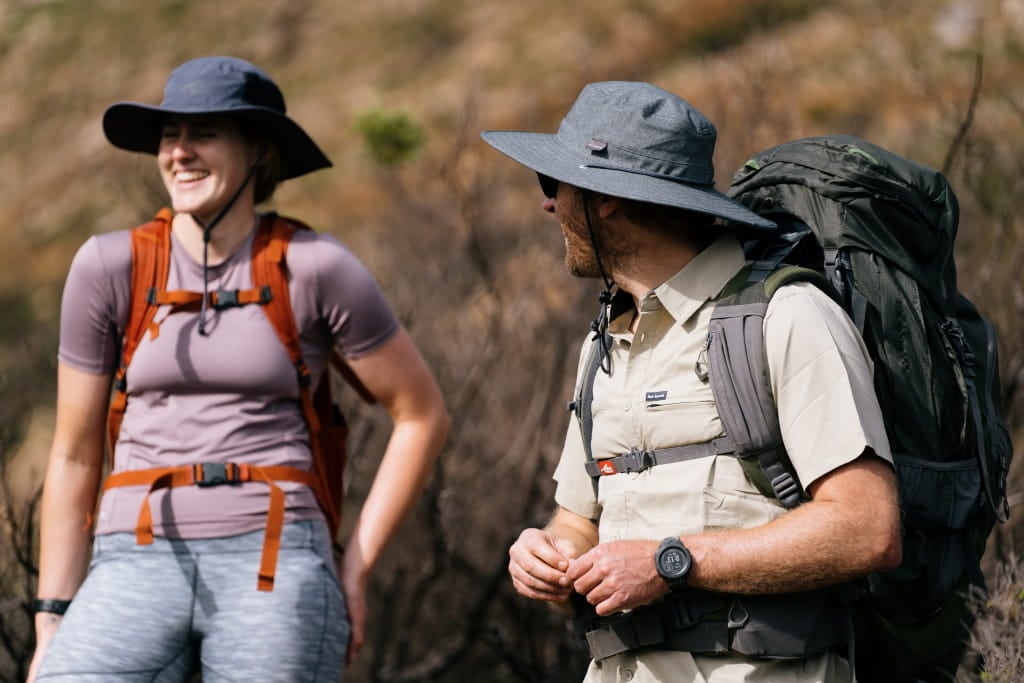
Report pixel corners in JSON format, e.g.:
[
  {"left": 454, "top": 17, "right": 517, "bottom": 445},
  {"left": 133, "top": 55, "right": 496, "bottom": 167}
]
[
  {"left": 57, "top": 232, "right": 132, "bottom": 375},
  {"left": 292, "top": 231, "right": 400, "bottom": 359},
  {"left": 764, "top": 281, "right": 892, "bottom": 488}
]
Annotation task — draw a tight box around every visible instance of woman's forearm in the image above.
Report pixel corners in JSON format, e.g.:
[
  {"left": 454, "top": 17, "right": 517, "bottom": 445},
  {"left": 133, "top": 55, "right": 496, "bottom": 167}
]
[
  {"left": 37, "top": 364, "right": 112, "bottom": 601},
  {"left": 343, "top": 409, "right": 449, "bottom": 578},
  {"left": 37, "top": 454, "right": 103, "bottom": 600}
]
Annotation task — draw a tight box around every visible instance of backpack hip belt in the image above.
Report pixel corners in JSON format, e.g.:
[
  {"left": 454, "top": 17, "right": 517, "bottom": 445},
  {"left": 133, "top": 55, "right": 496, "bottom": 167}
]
[
  {"left": 104, "top": 463, "right": 317, "bottom": 591},
  {"left": 572, "top": 588, "right": 847, "bottom": 661}
]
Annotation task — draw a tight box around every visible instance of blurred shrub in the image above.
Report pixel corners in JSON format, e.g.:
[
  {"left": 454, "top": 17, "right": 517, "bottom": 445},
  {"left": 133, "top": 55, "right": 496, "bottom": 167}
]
[
  {"left": 354, "top": 108, "right": 427, "bottom": 167},
  {"left": 959, "top": 556, "right": 1024, "bottom": 682}
]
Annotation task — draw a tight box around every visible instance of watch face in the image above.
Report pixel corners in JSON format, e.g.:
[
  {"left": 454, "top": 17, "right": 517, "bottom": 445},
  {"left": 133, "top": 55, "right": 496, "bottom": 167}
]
[{"left": 660, "top": 546, "right": 691, "bottom": 579}]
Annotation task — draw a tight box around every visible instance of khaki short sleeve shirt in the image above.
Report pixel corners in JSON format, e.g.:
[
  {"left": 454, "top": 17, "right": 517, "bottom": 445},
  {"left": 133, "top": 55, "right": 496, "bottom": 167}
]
[{"left": 551, "top": 236, "right": 891, "bottom": 682}]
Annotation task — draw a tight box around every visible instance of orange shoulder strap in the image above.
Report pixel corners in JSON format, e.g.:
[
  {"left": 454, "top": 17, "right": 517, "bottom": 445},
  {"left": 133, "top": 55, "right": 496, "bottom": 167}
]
[
  {"left": 106, "top": 209, "right": 173, "bottom": 462},
  {"left": 251, "top": 214, "right": 376, "bottom": 536}
]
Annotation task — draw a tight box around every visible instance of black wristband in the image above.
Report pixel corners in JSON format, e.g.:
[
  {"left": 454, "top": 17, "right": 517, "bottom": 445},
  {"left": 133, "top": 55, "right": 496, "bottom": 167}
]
[{"left": 33, "top": 599, "right": 72, "bottom": 615}]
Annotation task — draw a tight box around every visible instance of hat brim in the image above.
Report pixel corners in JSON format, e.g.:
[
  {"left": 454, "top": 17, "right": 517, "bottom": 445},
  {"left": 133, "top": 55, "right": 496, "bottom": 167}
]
[
  {"left": 103, "top": 102, "right": 332, "bottom": 181},
  {"left": 481, "top": 130, "right": 775, "bottom": 230}
]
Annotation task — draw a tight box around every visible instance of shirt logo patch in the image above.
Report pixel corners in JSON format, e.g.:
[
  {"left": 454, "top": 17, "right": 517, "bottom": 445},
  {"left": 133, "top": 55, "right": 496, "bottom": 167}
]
[{"left": 645, "top": 391, "right": 668, "bottom": 402}]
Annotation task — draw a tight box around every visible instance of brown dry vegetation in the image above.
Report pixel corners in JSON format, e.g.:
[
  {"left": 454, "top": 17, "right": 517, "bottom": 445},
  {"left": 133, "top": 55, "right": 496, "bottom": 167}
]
[{"left": 2, "top": 0, "right": 1024, "bottom": 681}]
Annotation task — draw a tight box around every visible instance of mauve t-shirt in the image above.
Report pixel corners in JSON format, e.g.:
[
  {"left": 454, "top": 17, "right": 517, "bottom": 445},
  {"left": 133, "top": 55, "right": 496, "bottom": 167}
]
[{"left": 58, "top": 219, "right": 399, "bottom": 539}]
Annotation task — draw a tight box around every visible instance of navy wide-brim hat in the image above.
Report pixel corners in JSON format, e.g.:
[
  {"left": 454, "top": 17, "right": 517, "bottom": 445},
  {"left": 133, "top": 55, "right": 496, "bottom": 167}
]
[
  {"left": 481, "top": 81, "right": 774, "bottom": 230},
  {"left": 103, "top": 56, "right": 331, "bottom": 181}
]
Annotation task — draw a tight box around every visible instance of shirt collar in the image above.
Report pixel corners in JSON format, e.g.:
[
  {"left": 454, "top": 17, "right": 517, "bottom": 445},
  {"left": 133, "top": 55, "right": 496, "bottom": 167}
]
[{"left": 648, "top": 235, "right": 746, "bottom": 326}]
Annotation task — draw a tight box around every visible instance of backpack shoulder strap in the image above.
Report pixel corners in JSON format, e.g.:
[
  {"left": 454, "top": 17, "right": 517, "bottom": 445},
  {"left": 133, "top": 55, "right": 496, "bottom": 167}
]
[
  {"left": 251, "top": 213, "right": 375, "bottom": 536},
  {"left": 107, "top": 208, "right": 174, "bottom": 459},
  {"left": 707, "top": 264, "right": 832, "bottom": 507},
  {"left": 251, "top": 213, "right": 376, "bottom": 402}
]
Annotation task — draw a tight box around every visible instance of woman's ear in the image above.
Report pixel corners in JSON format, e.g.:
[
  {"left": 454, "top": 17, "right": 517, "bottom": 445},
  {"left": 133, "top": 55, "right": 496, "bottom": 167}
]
[{"left": 250, "top": 141, "right": 268, "bottom": 168}]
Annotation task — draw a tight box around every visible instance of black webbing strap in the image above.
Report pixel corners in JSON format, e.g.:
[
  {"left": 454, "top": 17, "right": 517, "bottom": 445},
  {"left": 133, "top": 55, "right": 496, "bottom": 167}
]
[
  {"left": 574, "top": 589, "right": 848, "bottom": 662},
  {"left": 573, "top": 591, "right": 730, "bottom": 660}
]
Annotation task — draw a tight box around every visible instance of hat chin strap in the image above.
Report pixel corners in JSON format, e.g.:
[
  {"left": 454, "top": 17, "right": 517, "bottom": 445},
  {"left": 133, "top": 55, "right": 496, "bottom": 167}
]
[
  {"left": 581, "top": 190, "right": 615, "bottom": 376},
  {"left": 195, "top": 162, "right": 259, "bottom": 337}
]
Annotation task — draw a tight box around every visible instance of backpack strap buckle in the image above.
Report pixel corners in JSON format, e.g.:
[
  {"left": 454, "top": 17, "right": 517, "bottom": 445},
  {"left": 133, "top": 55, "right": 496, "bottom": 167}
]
[
  {"left": 193, "top": 462, "right": 242, "bottom": 487},
  {"left": 768, "top": 470, "right": 801, "bottom": 508},
  {"left": 212, "top": 289, "right": 240, "bottom": 309},
  {"left": 621, "top": 447, "right": 655, "bottom": 474}
]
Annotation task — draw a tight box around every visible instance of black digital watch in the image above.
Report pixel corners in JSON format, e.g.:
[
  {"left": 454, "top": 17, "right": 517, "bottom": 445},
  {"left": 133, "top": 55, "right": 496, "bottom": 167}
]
[{"left": 654, "top": 536, "right": 692, "bottom": 590}]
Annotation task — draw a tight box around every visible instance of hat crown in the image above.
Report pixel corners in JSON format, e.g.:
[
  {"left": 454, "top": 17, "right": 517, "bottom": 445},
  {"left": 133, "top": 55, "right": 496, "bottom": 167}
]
[
  {"left": 161, "top": 56, "right": 286, "bottom": 114},
  {"left": 556, "top": 81, "right": 717, "bottom": 186}
]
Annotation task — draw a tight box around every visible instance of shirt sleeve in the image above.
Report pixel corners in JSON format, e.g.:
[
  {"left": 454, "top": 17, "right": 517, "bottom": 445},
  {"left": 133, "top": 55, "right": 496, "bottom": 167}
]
[
  {"left": 291, "top": 230, "right": 400, "bottom": 359},
  {"left": 764, "top": 281, "right": 893, "bottom": 488},
  {"left": 57, "top": 231, "right": 132, "bottom": 375}
]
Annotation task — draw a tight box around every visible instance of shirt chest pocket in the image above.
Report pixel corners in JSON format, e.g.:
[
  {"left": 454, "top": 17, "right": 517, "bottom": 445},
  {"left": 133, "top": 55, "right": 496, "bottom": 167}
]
[{"left": 640, "top": 373, "right": 721, "bottom": 449}]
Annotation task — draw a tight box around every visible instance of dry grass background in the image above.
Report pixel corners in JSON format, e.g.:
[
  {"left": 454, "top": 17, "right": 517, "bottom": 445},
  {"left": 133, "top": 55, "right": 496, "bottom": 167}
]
[{"left": 2, "top": 0, "right": 1023, "bottom": 680}]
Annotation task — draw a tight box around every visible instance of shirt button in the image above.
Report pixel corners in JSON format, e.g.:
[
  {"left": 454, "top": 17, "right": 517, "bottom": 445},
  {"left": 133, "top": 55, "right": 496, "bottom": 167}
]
[{"left": 624, "top": 400, "right": 632, "bottom": 411}]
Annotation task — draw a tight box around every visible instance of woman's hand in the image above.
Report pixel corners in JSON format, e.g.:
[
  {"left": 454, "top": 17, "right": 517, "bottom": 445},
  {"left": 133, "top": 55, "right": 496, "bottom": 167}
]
[
  {"left": 339, "top": 546, "right": 369, "bottom": 665},
  {"left": 27, "top": 613, "right": 63, "bottom": 682}
]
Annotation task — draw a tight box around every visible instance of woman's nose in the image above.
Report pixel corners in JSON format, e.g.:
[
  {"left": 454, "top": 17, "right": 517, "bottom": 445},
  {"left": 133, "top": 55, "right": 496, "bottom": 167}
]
[{"left": 171, "top": 138, "right": 194, "bottom": 159}]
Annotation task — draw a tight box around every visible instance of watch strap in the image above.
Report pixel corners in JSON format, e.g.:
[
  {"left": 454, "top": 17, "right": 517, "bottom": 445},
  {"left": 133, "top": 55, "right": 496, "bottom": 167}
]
[{"left": 33, "top": 598, "right": 72, "bottom": 615}]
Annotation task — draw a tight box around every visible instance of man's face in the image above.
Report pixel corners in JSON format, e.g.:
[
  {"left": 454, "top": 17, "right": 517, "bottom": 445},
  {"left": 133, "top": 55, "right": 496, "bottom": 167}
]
[
  {"left": 545, "top": 182, "right": 634, "bottom": 279},
  {"left": 555, "top": 184, "right": 603, "bottom": 278}
]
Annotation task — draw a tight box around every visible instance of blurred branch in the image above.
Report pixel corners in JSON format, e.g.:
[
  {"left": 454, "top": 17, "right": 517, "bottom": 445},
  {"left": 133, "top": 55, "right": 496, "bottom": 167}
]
[
  {"left": 439, "top": 75, "right": 496, "bottom": 291},
  {"left": 941, "top": 52, "right": 982, "bottom": 176},
  {"left": 0, "top": 444, "right": 41, "bottom": 683}
]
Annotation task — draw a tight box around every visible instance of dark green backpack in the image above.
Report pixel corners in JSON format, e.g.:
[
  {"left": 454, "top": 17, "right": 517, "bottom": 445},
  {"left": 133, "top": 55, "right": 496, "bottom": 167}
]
[{"left": 728, "top": 135, "right": 1014, "bottom": 681}]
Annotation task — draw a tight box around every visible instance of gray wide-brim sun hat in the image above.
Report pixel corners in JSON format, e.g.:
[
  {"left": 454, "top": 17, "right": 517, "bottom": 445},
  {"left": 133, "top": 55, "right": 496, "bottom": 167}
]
[
  {"left": 481, "top": 81, "right": 774, "bottom": 230},
  {"left": 103, "top": 56, "right": 331, "bottom": 181}
]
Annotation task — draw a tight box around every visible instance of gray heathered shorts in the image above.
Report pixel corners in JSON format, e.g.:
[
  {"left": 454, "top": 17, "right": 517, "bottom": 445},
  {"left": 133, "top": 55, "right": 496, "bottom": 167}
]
[{"left": 36, "top": 519, "right": 349, "bottom": 682}]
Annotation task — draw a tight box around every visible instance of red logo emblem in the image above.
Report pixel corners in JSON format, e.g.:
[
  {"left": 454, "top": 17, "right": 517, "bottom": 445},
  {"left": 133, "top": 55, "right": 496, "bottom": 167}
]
[{"left": 599, "top": 461, "right": 617, "bottom": 476}]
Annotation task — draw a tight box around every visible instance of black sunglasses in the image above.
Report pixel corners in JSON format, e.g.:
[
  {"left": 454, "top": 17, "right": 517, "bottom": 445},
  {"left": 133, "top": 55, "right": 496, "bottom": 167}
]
[{"left": 537, "top": 173, "right": 559, "bottom": 199}]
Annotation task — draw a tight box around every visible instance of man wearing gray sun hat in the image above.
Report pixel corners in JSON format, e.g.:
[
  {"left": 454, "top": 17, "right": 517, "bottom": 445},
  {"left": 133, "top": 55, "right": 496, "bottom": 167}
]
[{"left": 484, "top": 81, "right": 900, "bottom": 682}]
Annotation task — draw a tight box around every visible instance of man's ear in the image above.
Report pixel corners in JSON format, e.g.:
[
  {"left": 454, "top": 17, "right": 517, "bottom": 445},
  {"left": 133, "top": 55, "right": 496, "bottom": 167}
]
[{"left": 595, "top": 193, "right": 622, "bottom": 220}]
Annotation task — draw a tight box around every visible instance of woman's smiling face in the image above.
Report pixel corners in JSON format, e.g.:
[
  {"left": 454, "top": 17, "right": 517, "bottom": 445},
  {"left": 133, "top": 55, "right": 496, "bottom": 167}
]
[{"left": 157, "top": 115, "right": 257, "bottom": 224}]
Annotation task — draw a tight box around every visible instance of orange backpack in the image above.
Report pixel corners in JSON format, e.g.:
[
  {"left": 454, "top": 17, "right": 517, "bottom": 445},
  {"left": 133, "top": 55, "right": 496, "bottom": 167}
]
[{"left": 104, "top": 209, "right": 375, "bottom": 590}]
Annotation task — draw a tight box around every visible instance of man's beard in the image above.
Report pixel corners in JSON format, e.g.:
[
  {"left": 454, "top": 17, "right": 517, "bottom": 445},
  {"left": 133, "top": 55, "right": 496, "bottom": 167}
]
[
  {"left": 562, "top": 219, "right": 636, "bottom": 279},
  {"left": 563, "top": 232, "right": 603, "bottom": 278}
]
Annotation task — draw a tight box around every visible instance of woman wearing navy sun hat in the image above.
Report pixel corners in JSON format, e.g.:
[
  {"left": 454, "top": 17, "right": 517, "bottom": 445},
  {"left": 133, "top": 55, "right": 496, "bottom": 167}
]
[{"left": 29, "top": 56, "right": 449, "bottom": 682}]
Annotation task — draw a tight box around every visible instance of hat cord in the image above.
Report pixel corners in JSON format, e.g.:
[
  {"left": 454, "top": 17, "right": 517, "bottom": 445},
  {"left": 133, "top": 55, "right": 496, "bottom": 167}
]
[
  {"left": 581, "top": 190, "right": 615, "bottom": 376},
  {"left": 195, "top": 163, "right": 260, "bottom": 336}
]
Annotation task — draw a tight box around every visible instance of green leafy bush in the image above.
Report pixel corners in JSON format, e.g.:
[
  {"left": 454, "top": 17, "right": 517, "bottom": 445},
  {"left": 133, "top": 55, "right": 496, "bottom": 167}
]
[{"left": 353, "top": 108, "right": 426, "bottom": 167}]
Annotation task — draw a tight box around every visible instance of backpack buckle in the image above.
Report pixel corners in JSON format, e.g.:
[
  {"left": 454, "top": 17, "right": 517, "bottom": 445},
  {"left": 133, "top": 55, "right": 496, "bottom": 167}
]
[
  {"left": 622, "top": 447, "right": 655, "bottom": 474},
  {"left": 769, "top": 472, "right": 802, "bottom": 508},
  {"left": 212, "top": 289, "right": 239, "bottom": 309},
  {"left": 193, "top": 463, "right": 240, "bottom": 487}
]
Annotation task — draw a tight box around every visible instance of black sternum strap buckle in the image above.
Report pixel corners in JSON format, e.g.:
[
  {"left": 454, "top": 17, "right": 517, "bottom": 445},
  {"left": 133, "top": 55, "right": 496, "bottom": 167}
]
[
  {"left": 193, "top": 463, "right": 241, "bottom": 487},
  {"left": 621, "top": 447, "right": 655, "bottom": 473}
]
